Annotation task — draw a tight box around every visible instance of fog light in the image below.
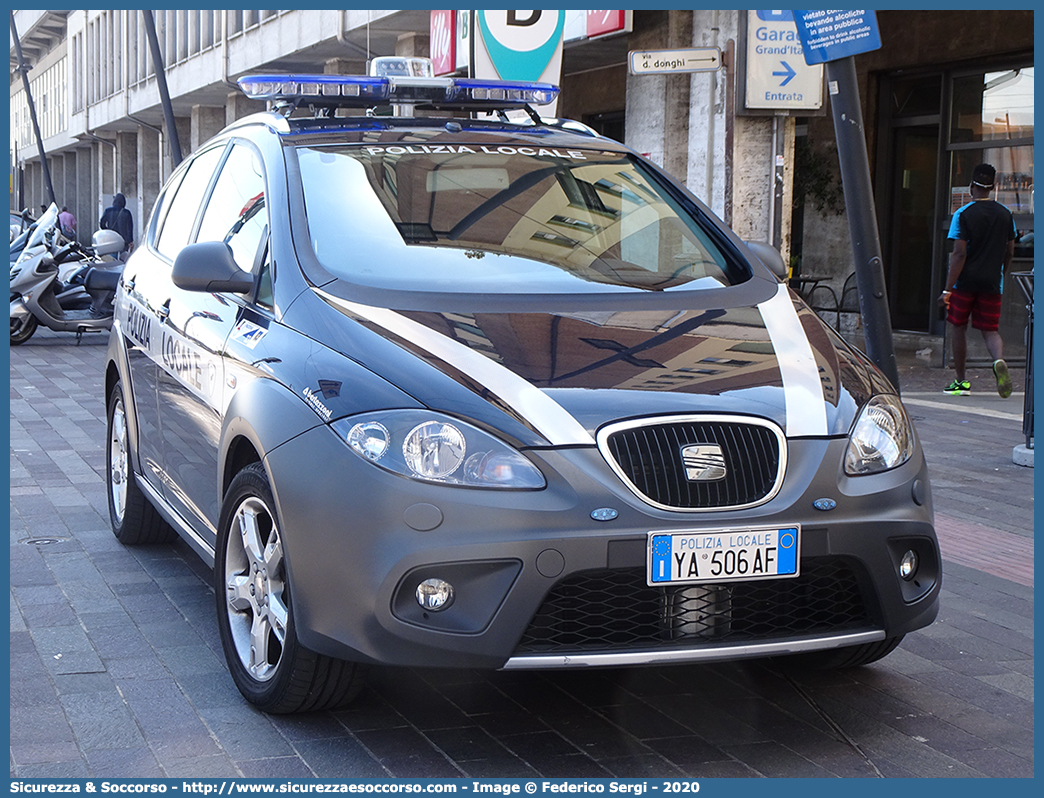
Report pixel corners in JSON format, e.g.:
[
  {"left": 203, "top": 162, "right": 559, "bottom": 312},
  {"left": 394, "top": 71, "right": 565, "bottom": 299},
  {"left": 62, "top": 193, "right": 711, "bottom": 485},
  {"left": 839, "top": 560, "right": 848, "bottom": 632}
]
[
  {"left": 416, "top": 578, "right": 454, "bottom": 611},
  {"left": 899, "top": 550, "right": 919, "bottom": 581}
]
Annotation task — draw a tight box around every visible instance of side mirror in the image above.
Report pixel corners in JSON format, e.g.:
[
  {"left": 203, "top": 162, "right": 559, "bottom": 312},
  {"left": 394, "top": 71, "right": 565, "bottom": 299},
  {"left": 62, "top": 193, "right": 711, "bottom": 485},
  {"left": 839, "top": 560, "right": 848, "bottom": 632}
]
[
  {"left": 172, "top": 241, "right": 255, "bottom": 294},
  {"left": 744, "top": 241, "right": 788, "bottom": 281}
]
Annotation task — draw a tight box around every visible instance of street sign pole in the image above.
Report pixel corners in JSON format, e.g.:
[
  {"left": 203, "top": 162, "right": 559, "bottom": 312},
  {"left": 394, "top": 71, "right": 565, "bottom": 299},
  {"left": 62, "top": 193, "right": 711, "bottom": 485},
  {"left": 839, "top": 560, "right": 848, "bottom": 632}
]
[
  {"left": 825, "top": 56, "right": 899, "bottom": 391},
  {"left": 793, "top": 10, "right": 898, "bottom": 390}
]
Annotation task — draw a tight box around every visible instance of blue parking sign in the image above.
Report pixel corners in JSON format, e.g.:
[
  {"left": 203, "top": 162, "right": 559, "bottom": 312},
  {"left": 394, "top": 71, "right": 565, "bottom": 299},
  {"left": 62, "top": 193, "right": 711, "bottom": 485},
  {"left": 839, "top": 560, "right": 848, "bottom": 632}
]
[{"left": 756, "top": 10, "right": 794, "bottom": 22}]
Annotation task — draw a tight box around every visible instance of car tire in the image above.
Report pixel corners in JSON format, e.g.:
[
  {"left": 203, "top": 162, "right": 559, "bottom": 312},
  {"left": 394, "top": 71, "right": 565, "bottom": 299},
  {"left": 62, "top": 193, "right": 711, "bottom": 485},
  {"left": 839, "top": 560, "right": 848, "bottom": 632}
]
[
  {"left": 10, "top": 314, "right": 38, "bottom": 346},
  {"left": 106, "top": 382, "right": 177, "bottom": 545},
  {"left": 778, "top": 635, "right": 905, "bottom": 670},
  {"left": 216, "top": 463, "right": 367, "bottom": 714}
]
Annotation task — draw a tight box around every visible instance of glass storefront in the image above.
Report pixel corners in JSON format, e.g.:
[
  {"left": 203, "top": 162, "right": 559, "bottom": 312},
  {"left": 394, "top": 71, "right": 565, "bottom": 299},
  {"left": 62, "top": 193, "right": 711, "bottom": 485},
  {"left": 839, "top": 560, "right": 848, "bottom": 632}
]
[
  {"left": 945, "top": 67, "right": 1033, "bottom": 356},
  {"left": 949, "top": 67, "right": 1033, "bottom": 223},
  {"left": 878, "top": 62, "right": 1033, "bottom": 345}
]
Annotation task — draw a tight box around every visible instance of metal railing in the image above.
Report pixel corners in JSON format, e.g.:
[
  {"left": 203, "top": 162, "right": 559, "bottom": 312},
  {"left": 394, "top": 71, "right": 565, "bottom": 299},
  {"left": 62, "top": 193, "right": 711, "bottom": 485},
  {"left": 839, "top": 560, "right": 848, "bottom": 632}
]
[{"left": 1013, "top": 272, "right": 1033, "bottom": 449}]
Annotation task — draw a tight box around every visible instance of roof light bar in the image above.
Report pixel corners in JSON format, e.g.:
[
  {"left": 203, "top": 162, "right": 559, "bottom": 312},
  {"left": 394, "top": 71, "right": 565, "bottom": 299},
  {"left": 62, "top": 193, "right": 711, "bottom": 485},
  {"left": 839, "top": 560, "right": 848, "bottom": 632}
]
[{"left": 237, "top": 73, "right": 559, "bottom": 109}]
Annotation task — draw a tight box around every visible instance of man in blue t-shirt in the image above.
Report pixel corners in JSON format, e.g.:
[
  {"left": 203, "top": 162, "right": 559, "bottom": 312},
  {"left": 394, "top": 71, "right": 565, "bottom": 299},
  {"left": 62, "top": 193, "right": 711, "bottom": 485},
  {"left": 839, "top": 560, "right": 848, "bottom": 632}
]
[{"left": 939, "top": 163, "right": 1016, "bottom": 398}]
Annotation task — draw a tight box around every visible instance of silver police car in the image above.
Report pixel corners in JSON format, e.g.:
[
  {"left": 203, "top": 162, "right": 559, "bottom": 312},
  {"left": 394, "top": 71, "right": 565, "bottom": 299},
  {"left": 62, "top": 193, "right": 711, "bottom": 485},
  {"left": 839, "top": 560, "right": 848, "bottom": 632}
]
[{"left": 104, "top": 58, "right": 939, "bottom": 713}]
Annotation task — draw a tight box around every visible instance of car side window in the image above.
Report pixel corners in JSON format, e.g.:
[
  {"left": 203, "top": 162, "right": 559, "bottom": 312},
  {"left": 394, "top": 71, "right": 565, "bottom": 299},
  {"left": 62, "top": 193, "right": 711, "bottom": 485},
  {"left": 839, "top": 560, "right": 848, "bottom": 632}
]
[
  {"left": 154, "top": 145, "right": 224, "bottom": 262},
  {"left": 256, "top": 244, "right": 274, "bottom": 308},
  {"left": 196, "top": 143, "right": 268, "bottom": 276}
]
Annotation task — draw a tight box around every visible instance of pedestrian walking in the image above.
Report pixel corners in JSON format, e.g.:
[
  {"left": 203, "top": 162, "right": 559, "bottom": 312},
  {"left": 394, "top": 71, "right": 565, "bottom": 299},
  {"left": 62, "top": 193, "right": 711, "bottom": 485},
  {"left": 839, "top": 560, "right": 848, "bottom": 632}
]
[
  {"left": 58, "top": 205, "right": 77, "bottom": 237},
  {"left": 939, "top": 163, "right": 1016, "bottom": 398},
  {"left": 99, "top": 192, "right": 134, "bottom": 257}
]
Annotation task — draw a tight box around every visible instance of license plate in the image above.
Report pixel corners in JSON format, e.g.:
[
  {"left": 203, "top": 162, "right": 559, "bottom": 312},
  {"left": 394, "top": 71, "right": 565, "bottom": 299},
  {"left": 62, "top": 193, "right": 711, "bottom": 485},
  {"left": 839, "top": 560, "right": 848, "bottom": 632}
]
[{"left": 647, "top": 526, "right": 800, "bottom": 585}]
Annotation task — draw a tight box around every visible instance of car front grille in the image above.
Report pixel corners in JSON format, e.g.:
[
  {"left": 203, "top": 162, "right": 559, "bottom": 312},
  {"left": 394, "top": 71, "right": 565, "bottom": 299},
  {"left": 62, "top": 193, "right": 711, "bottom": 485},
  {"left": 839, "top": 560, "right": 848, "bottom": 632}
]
[
  {"left": 513, "top": 559, "right": 872, "bottom": 654},
  {"left": 599, "top": 416, "right": 784, "bottom": 510}
]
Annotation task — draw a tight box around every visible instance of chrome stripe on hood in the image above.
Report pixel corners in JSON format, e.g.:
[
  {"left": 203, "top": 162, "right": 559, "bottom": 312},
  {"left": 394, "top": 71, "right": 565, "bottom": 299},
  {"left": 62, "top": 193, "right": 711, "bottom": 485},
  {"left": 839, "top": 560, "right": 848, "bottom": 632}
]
[
  {"left": 317, "top": 290, "right": 596, "bottom": 446},
  {"left": 758, "top": 283, "right": 828, "bottom": 437}
]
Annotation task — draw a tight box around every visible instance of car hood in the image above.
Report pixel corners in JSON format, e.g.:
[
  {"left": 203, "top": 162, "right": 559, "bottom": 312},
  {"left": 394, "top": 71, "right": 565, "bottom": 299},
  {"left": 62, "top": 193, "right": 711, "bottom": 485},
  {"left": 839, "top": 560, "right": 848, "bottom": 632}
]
[{"left": 305, "top": 284, "right": 887, "bottom": 447}]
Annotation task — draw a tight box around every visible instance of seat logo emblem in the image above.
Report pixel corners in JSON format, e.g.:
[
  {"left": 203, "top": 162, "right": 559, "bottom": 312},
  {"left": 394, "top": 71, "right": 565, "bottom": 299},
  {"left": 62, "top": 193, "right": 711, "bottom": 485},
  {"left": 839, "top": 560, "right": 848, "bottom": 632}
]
[{"left": 681, "top": 444, "right": 727, "bottom": 481}]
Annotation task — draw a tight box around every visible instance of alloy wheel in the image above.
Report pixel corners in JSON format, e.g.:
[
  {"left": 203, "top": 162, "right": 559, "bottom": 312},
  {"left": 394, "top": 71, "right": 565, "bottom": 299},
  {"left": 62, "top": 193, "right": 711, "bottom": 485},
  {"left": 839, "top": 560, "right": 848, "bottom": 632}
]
[
  {"left": 223, "top": 496, "right": 288, "bottom": 682},
  {"left": 108, "top": 398, "right": 129, "bottom": 526}
]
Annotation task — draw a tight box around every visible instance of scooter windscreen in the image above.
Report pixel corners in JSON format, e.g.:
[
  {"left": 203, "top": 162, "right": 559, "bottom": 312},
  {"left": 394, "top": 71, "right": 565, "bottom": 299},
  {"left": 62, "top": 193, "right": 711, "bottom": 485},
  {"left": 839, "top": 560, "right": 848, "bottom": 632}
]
[{"left": 14, "top": 203, "right": 60, "bottom": 268}]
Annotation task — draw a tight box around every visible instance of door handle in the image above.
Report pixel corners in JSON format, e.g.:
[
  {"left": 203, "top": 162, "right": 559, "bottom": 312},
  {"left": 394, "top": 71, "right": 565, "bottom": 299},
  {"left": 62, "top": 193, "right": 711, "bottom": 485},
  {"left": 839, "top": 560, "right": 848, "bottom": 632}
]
[
  {"left": 157, "top": 299, "right": 171, "bottom": 322},
  {"left": 123, "top": 276, "right": 135, "bottom": 292}
]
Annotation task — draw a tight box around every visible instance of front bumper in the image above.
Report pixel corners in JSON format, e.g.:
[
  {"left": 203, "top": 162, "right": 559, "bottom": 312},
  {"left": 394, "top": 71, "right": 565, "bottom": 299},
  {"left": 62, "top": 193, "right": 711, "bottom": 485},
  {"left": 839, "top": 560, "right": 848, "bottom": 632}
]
[{"left": 264, "top": 427, "right": 939, "bottom": 670}]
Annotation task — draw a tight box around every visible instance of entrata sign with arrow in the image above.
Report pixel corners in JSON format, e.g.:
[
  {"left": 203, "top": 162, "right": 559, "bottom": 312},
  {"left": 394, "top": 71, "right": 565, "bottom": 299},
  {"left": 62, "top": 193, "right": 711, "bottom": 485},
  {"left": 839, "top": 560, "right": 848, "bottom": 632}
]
[
  {"left": 744, "top": 10, "right": 823, "bottom": 112},
  {"left": 772, "top": 60, "right": 797, "bottom": 86}
]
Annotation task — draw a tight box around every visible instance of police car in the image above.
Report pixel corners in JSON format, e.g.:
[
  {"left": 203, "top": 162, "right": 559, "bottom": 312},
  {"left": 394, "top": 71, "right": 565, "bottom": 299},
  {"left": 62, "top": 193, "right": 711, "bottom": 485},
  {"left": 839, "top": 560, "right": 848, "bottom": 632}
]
[{"left": 104, "top": 58, "right": 939, "bottom": 713}]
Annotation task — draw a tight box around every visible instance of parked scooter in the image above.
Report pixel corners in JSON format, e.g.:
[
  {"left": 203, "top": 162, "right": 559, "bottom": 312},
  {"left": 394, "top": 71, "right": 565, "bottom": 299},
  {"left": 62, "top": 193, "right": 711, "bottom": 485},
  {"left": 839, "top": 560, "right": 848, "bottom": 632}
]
[
  {"left": 10, "top": 214, "right": 125, "bottom": 345},
  {"left": 10, "top": 208, "right": 33, "bottom": 244},
  {"left": 9, "top": 204, "right": 72, "bottom": 266}
]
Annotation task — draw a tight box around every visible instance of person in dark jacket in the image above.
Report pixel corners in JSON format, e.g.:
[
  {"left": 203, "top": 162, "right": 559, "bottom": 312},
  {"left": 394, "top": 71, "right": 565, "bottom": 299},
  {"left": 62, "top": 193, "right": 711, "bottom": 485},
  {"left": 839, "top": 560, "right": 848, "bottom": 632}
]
[{"left": 99, "top": 193, "right": 134, "bottom": 256}]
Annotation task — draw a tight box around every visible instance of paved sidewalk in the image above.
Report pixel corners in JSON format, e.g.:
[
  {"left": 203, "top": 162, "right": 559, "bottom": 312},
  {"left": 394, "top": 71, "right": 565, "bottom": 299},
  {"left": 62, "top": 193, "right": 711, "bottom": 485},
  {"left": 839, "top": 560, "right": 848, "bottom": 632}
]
[{"left": 9, "top": 330, "right": 1034, "bottom": 779}]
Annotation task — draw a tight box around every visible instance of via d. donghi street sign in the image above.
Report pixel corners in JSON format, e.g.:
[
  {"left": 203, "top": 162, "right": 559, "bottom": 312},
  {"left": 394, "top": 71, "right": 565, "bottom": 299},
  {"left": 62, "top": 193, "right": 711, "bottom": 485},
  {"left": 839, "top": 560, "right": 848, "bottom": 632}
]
[{"left": 628, "top": 47, "right": 721, "bottom": 75}]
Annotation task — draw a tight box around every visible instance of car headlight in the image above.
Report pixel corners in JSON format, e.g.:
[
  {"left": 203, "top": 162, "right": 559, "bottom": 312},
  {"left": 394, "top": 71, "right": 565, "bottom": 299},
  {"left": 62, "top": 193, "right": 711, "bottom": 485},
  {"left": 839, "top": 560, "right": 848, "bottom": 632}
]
[
  {"left": 333, "top": 410, "right": 546, "bottom": 489},
  {"left": 844, "top": 394, "right": 915, "bottom": 475}
]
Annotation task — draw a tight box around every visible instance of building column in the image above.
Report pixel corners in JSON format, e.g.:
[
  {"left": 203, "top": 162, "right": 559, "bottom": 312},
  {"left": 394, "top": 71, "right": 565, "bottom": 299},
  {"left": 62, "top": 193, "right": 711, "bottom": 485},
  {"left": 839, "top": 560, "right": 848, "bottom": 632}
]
[
  {"left": 729, "top": 117, "right": 774, "bottom": 244},
  {"left": 31, "top": 161, "right": 45, "bottom": 214},
  {"left": 324, "top": 57, "right": 365, "bottom": 76},
  {"left": 137, "top": 126, "right": 162, "bottom": 241},
  {"left": 168, "top": 116, "right": 192, "bottom": 178},
  {"left": 685, "top": 10, "right": 737, "bottom": 222},
  {"left": 116, "top": 131, "right": 139, "bottom": 245},
  {"left": 74, "top": 147, "right": 92, "bottom": 240},
  {"left": 94, "top": 139, "right": 116, "bottom": 225},
  {"left": 191, "top": 104, "right": 225, "bottom": 151},
  {"left": 625, "top": 10, "right": 691, "bottom": 175},
  {"left": 51, "top": 154, "right": 64, "bottom": 207},
  {"left": 55, "top": 153, "right": 74, "bottom": 239},
  {"left": 396, "top": 32, "right": 429, "bottom": 58},
  {"left": 226, "top": 92, "right": 265, "bottom": 127}
]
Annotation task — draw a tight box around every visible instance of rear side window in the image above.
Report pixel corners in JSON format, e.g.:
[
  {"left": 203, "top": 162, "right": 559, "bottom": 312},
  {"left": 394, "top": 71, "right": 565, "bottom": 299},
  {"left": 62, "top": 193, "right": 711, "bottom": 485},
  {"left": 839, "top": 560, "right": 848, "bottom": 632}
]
[{"left": 155, "top": 145, "right": 224, "bottom": 262}]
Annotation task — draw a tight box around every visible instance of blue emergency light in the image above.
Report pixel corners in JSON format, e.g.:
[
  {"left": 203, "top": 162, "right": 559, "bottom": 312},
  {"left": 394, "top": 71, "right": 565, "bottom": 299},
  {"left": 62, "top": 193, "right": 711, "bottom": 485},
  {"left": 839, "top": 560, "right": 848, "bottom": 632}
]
[{"left": 238, "top": 57, "right": 559, "bottom": 111}]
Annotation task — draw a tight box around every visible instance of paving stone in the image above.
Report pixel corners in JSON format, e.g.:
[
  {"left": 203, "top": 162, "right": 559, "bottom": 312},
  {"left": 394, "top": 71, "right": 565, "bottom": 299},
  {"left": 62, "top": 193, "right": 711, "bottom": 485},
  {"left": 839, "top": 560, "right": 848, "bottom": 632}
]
[
  {"left": 10, "top": 706, "right": 77, "bottom": 746},
  {"left": 470, "top": 709, "right": 553, "bottom": 739},
  {"left": 10, "top": 742, "right": 83, "bottom": 769},
  {"left": 236, "top": 757, "right": 316, "bottom": 779},
  {"left": 597, "top": 752, "right": 683, "bottom": 777},
  {"left": 637, "top": 735, "right": 730, "bottom": 768},
  {"left": 12, "top": 760, "right": 90, "bottom": 779},
  {"left": 195, "top": 705, "right": 299, "bottom": 763},
  {"left": 353, "top": 727, "right": 463, "bottom": 777},
  {"left": 160, "top": 756, "right": 241, "bottom": 778},
  {"left": 496, "top": 729, "right": 584, "bottom": 761},
  {"left": 61, "top": 691, "right": 147, "bottom": 750},
  {"left": 292, "top": 738, "right": 387, "bottom": 778},
  {"left": 954, "top": 746, "right": 1034, "bottom": 778},
  {"left": 719, "top": 741, "right": 836, "bottom": 778},
  {"left": 418, "top": 725, "right": 513, "bottom": 763},
  {"left": 456, "top": 756, "right": 539, "bottom": 778},
  {"left": 527, "top": 754, "right": 611, "bottom": 777}
]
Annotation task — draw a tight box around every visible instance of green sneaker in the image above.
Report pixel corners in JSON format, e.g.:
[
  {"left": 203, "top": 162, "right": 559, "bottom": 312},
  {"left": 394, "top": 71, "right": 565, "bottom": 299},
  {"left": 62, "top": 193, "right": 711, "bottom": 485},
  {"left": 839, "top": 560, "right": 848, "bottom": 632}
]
[
  {"left": 993, "top": 359, "right": 1012, "bottom": 398},
  {"left": 943, "top": 379, "right": 971, "bottom": 396}
]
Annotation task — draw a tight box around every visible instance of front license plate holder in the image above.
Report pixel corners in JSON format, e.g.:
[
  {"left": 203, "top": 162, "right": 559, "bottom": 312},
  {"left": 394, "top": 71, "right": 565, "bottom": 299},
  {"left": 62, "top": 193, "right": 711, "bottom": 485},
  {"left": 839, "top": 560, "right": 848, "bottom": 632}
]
[{"left": 648, "top": 526, "right": 800, "bottom": 586}]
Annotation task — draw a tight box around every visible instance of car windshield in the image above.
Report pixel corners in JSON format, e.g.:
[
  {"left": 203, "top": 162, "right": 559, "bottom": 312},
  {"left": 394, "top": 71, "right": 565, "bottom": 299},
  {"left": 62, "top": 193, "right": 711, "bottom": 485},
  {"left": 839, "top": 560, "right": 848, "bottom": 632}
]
[{"left": 296, "top": 144, "right": 749, "bottom": 295}]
